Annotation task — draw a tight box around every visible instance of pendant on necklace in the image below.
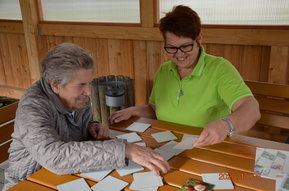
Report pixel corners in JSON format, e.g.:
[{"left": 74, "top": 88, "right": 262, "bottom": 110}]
[{"left": 178, "top": 89, "right": 184, "bottom": 96}]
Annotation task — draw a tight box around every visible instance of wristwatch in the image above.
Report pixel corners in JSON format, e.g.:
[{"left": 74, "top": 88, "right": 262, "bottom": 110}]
[{"left": 221, "top": 117, "right": 235, "bottom": 137}]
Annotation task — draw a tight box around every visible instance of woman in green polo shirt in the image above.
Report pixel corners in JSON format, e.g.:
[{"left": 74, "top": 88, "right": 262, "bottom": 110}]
[{"left": 109, "top": 5, "right": 260, "bottom": 147}]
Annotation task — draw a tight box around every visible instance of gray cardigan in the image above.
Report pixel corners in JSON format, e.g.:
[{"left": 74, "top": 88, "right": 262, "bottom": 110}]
[{"left": 3, "top": 78, "right": 126, "bottom": 190}]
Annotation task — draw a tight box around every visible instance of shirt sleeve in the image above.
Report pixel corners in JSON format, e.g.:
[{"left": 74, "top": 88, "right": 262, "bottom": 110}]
[{"left": 216, "top": 59, "right": 253, "bottom": 110}]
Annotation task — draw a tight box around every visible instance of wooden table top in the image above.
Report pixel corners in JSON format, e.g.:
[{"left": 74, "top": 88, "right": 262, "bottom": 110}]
[{"left": 9, "top": 117, "right": 289, "bottom": 191}]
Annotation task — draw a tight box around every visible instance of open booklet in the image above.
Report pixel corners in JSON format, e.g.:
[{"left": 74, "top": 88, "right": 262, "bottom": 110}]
[{"left": 254, "top": 148, "right": 289, "bottom": 180}]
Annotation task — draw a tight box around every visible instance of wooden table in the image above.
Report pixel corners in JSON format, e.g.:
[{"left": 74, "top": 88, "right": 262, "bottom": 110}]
[{"left": 9, "top": 117, "right": 289, "bottom": 191}]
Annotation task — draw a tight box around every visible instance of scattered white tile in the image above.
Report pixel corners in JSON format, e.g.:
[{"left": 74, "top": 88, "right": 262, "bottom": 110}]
[
  {"left": 158, "top": 141, "right": 186, "bottom": 156},
  {"left": 91, "top": 176, "right": 128, "bottom": 191},
  {"left": 116, "top": 160, "right": 144, "bottom": 176},
  {"left": 173, "top": 135, "right": 198, "bottom": 150},
  {"left": 57, "top": 178, "right": 91, "bottom": 191},
  {"left": 116, "top": 132, "right": 142, "bottom": 143},
  {"left": 109, "top": 130, "right": 125, "bottom": 139},
  {"left": 154, "top": 148, "right": 175, "bottom": 160},
  {"left": 138, "top": 187, "right": 159, "bottom": 191},
  {"left": 81, "top": 169, "right": 113, "bottom": 181},
  {"left": 126, "top": 122, "right": 151, "bottom": 132},
  {"left": 151, "top": 131, "right": 177, "bottom": 143},
  {"left": 130, "top": 172, "right": 163, "bottom": 190}
]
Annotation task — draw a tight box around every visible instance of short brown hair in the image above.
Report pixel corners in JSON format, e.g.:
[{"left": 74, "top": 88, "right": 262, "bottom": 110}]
[{"left": 159, "top": 5, "right": 201, "bottom": 42}]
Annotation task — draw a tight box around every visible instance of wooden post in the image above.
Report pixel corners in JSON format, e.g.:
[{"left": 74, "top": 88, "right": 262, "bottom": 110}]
[
  {"left": 125, "top": 76, "right": 135, "bottom": 107},
  {"left": 140, "top": 0, "right": 155, "bottom": 28},
  {"left": 98, "top": 76, "right": 109, "bottom": 125},
  {"left": 19, "top": 0, "right": 40, "bottom": 83},
  {"left": 107, "top": 75, "right": 119, "bottom": 115},
  {"left": 117, "top": 75, "right": 128, "bottom": 109},
  {"left": 91, "top": 78, "right": 101, "bottom": 121},
  {"left": 92, "top": 75, "right": 134, "bottom": 125}
]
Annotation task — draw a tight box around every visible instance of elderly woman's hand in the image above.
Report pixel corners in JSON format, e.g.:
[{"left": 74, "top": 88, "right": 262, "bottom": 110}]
[
  {"left": 125, "top": 143, "right": 170, "bottom": 175},
  {"left": 108, "top": 107, "right": 135, "bottom": 124},
  {"left": 193, "top": 120, "right": 229, "bottom": 147},
  {"left": 88, "top": 122, "right": 110, "bottom": 140}
]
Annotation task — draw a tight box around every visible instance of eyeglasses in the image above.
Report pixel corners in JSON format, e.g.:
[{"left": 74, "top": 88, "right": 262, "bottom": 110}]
[{"left": 164, "top": 42, "right": 195, "bottom": 54}]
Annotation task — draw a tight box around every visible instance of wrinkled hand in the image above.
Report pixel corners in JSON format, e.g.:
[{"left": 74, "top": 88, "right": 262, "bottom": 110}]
[
  {"left": 193, "top": 120, "right": 229, "bottom": 147},
  {"left": 125, "top": 143, "right": 170, "bottom": 175},
  {"left": 88, "top": 122, "right": 110, "bottom": 140},
  {"left": 108, "top": 107, "right": 134, "bottom": 124}
]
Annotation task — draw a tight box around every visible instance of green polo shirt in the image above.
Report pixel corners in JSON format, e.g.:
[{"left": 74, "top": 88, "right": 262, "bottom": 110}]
[{"left": 149, "top": 47, "right": 252, "bottom": 128}]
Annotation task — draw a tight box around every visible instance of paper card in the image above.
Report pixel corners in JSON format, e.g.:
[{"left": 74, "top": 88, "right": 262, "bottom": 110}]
[
  {"left": 201, "top": 173, "right": 234, "bottom": 190},
  {"left": 173, "top": 135, "right": 198, "bottom": 150},
  {"left": 109, "top": 129, "right": 125, "bottom": 139},
  {"left": 138, "top": 187, "right": 159, "bottom": 191},
  {"left": 151, "top": 131, "right": 177, "bottom": 143},
  {"left": 57, "top": 178, "right": 91, "bottom": 191},
  {"left": 130, "top": 172, "right": 163, "bottom": 190},
  {"left": 154, "top": 148, "right": 175, "bottom": 160},
  {"left": 179, "top": 178, "right": 215, "bottom": 191},
  {"left": 91, "top": 176, "right": 128, "bottom": 191},
  {"left": 116, "top": 132, "right": 142, "bottom": 143},
  {"left": 158, "top": 141, "right": 186, "bottom": 156},
  {"left": 126, "top": 122, "right": 151, "bottom": 132},
  {"left": 182, "top": 134, "right": 199, "bottom": 140},
  {"left": 135, "top": 142, "right": 146, "bottom": 147},
  {"left": 81, "top": 169, "right": 113, "bottom": 181},
  {"left": 116, "top": 160, "right": 144, "bottom": 176}
]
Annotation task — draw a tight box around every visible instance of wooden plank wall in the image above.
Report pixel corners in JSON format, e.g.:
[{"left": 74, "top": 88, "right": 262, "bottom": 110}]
[{"left": 0, "top": 0, "right": 289, "bottom": 107}]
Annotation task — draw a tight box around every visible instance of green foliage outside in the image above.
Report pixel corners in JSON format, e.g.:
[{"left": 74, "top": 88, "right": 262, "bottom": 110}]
[{"left": 0, "top": 96, "right": 18, "bottom": 108}]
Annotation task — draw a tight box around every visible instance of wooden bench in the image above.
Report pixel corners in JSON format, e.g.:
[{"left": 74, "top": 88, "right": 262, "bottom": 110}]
[
  {"left": 239, "top": 80, "right": 289, "bottom": 143},
  {"left": 0, "top": 102, "right": 18, "bottom": 163}
]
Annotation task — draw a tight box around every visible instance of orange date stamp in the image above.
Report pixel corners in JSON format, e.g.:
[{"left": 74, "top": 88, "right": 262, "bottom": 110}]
[{"left": 219, "top": 172, "right": 262, "bottom": 180}]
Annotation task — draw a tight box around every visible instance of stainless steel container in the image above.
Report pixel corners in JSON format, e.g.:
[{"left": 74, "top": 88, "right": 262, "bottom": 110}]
[{"left": 105, "top": 88, "right": 125, "bottom": 107}]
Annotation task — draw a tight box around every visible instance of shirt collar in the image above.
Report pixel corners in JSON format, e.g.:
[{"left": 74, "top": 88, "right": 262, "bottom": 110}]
[{"left": 168, "top": 46, "right": 207, "bottom": 78}]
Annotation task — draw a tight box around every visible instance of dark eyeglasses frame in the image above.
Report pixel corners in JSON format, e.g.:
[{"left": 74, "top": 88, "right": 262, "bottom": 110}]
[{"left": 164, "top": 42, "right": 195, "bottom": 54}]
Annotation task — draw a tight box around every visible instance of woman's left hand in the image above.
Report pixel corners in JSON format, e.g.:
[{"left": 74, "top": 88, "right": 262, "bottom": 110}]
[
  {"left": 88, "top": 122, "right": 110, "bottom": 140},
  {"left": 193, "top": 120, "right": 229, "bottom": 147}
]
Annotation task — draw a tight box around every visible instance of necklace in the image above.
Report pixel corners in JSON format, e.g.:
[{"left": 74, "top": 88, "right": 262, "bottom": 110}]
[{"left": 178, "top": 89, "right": 184, "bottom": 96}]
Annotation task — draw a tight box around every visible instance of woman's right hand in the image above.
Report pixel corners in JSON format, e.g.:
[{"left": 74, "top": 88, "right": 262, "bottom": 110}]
[
  {"left": 108, "top": 107, "right": 135, "bottom": 124},
  {"left": 125, "top": 143, "right": 170, "bottom": 175}
]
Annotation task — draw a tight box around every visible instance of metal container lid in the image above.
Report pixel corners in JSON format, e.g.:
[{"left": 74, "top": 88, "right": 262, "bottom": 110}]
[{"left": 105, "top": 88, "right": 125, "bottom": 97}]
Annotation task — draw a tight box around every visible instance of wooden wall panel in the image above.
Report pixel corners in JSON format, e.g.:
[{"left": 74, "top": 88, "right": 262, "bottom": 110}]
[
  {"left": 146, "top": 41, "right": 163, "bottom": 96},
  {"left": 0, "top": 33, "right": 30, "bottom": 88},
  {"left": 107, "top": 39, "right": 134, "bottom": 77},
  {"left": 0, "top": 38, "right": 6, "bottom": 85},
  {"left": 0, "top": 34, "right": 13, "bottom": 86},
  {"left": 259, "top": 47, "right": 271, "bottom": 82},
  {"left": 268, "top": 46, "right": 289, "bottom": 84},
  {"left": 240, "top": 46, "right": 263, "bottom": 81},
  {"left": 93, "top": 39, "right": 109, "bottom": 77},
  {"left": 133, "top": 40, "right": 148, "bottom": 105},
  {"left": 7, "top": 34, "right": 31, "bottom": 88}
]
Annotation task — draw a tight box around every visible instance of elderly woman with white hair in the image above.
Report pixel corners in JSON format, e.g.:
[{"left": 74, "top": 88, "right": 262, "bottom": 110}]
[{"left": 3, "top": 43, "right": 169, "bottom": 190}]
